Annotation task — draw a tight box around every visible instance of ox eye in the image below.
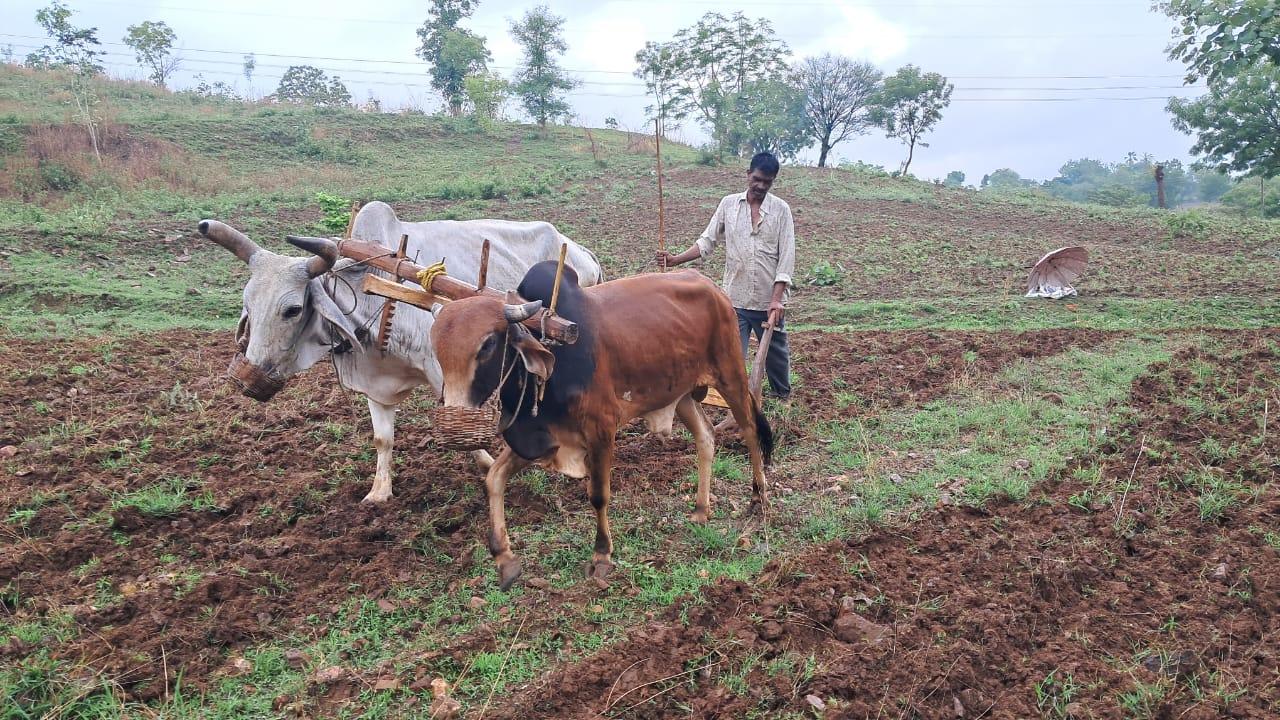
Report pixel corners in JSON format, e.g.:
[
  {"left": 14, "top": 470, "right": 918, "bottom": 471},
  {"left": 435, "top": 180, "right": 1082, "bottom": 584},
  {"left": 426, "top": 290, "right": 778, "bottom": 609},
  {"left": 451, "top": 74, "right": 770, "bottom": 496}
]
[
  {"left": 477, "top": 334, "right": 499, "bottom": 360},
  {"left": 283, "top": 305, "right": 304, "bottom": 320}
]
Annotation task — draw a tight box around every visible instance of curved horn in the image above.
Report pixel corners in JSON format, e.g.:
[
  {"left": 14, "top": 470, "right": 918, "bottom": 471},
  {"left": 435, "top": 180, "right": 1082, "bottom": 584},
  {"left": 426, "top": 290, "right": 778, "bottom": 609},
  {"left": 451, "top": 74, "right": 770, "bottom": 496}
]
[
  {"left": 285, "top": 235, "right": 340, "bottom": 278},
  {"left": 504, "top": 300, "right": 543, "bottom": 323},
  {"left": 199, "top": 220, "right": 263, "bottom": 264}
]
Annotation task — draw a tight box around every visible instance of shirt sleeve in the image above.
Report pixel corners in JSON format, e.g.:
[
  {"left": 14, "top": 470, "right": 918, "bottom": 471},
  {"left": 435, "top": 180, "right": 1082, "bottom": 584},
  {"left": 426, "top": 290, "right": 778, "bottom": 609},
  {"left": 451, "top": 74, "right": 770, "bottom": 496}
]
[
  {"left": 694, "top": 200, "right": 725, "bottom": 258},
  {"left": 774, "top": 206, "right": 796, "bottom": 288}
]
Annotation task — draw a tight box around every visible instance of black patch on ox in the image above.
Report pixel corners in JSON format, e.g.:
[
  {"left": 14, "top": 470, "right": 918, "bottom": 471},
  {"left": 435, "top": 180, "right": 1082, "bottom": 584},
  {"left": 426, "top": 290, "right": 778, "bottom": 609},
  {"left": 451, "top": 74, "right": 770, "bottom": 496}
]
[
  {"left": 468, "top": 332, "right": 505, "bottom": 407},
  {"left": 499, "top": 261, "right": 597, "bottom": 461}
]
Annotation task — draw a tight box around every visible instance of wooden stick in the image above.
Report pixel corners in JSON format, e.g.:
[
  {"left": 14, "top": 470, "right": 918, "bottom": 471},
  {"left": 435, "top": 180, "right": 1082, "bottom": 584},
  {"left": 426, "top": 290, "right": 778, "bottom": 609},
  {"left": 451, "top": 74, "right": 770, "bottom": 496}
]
[
  {"left": 549, "top": 243, "right": 568, "bottom": 316},
  {"left": 476, "top": 238, "right": 490, "bottom": 291},
  {"left": 655, "top": 117, "right": 666, "bottom": 271},
  {"left": 749, "top": 325, "right": 774, "bottom": 403},
  {"left": 339, "top": 238, "right": 579, "bottom": 344},
  {"left": 344, "top": 201, "right": 360, "bottom": 239}
]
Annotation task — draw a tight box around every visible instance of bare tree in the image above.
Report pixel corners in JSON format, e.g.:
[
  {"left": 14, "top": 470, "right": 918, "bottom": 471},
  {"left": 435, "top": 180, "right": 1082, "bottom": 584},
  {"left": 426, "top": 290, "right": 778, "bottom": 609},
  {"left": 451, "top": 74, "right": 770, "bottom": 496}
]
[{"left": 797, "top": 54, "right": 882, "bottom": 167}]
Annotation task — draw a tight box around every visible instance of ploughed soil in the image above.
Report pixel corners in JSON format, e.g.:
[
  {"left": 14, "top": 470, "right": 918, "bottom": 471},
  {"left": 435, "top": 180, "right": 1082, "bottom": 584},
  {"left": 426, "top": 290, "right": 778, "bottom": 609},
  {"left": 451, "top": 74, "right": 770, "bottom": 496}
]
[
  {"left": 496, "top": 332, "right": 1280, "bottom": 719},
  {"left": 0, "top": 326, "right": 1106, "bottom": 705}
]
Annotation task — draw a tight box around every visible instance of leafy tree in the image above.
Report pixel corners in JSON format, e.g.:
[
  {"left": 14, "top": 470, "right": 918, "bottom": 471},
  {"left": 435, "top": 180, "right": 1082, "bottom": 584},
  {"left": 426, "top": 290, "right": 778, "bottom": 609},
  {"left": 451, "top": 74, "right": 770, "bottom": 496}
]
[
  {"left": 869, "top": 65, "right": 953, "bottom": 176},
  {"left": 982, "top": 168, "right": 1030, "bottom": 189},
  {"left": 634, "top": 41, "right": 693, "bottom": 137},
  {"left": 272, "top": 65, "right": 351, "bottom": 107},
  {"left": 26, "top": 2, "right": 104, "bottom": 163},
  {"left": 509, "top": 5, "right": 577, "bottom": 128},
  {"left": 796, "top": 54, "right": 882, "bottom": 167},
  {"left": 667, "top": 12, "right": 790, "bottom": 156},
  {"left": 2, "top": 45, "right": 15, "bottom": 65},
  {"left": 190, "top": 74, "right": 240, "bottom": 100},
  {"left": 1043, "top": 158, "right": 1111, "bottom": 202},
  {"left": 243, "top": 54, "right": 256, "bottom": 84},
  {"left": 417, "top": 0, "right": 490, "bottom": 116},
  {"left": 943, "top": 170, "right": 966, "bottom": 187},
  {"left": 1168, "top": 62, "right": 1280, "bottom": 181},
  {"left": 123, "top": 21, "right": 179, "bottom": 87},
  {"left": 464, "top": 71, "right": 510, "bottom": 131},
  {"left": 1193, "top": 167, "right": 1234, "bottom": 201},
  {"left": 724, "top": 79, "right": 809, "bottom": 161},
  {"left": 1159, "top": 0, "right": 1280, "bottom": 81}
]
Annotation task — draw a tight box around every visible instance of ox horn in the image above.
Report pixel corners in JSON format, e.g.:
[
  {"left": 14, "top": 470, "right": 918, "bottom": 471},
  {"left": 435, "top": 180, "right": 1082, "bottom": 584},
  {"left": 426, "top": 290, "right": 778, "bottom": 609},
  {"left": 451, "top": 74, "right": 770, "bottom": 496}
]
[
  {"left": 199, "top": 220, "right": 263, "bottom": 264},
  {"left": 504, "top": 300, "right": 543, "bottom": 323},
  {"left": 285, "top": 235, "right": 340, "bottom": 278}
]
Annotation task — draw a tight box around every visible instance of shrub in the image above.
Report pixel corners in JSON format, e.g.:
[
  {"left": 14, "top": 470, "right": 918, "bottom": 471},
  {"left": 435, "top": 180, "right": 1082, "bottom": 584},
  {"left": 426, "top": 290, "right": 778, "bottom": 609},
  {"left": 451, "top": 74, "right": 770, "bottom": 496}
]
[
  {"left": 38, "top": 162, "right": 79, "bottom": 191},
  {"left": 315, "top": 192, "right": 353, "bottom": 232},
  {"left": 806, "top": 261, "right": 845, "bottom": 287},
  {"left": 1165, "top": 209, "right": 1210, "bottom": 239}
]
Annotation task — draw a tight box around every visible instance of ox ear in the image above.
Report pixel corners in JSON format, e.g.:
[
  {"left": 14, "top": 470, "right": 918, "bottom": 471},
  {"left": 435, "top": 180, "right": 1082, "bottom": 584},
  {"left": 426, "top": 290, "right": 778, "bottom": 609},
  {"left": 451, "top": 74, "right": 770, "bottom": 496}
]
[
  {"left": 507, "top": 323, "right": 555, "bottom": 382},
  {"left": 309, "top": 279, "right": 363, "bottom": 352}
]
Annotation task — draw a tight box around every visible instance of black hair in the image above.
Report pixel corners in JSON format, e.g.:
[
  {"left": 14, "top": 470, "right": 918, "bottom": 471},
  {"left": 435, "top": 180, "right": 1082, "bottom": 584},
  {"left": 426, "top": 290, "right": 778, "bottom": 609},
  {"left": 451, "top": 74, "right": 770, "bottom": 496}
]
[{"left": 748, "top": 152, "right": 780, "bottom": 177}]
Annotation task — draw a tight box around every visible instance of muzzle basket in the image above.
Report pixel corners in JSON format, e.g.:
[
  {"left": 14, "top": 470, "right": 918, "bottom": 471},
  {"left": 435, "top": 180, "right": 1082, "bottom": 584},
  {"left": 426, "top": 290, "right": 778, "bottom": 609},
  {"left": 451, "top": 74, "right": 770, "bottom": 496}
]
[
  {"left": 227, "top": 353, "right": 286, "bottom": 401},
  {"left": 429, "top": 405, "right": 498, "bottom": 451}
]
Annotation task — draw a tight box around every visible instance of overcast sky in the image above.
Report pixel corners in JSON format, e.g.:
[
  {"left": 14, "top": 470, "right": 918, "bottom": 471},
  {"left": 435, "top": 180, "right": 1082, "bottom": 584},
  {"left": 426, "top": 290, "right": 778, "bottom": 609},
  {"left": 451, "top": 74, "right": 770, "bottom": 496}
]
[{"left": 4, "top": 0, "right": 1205, "bottom": 183}]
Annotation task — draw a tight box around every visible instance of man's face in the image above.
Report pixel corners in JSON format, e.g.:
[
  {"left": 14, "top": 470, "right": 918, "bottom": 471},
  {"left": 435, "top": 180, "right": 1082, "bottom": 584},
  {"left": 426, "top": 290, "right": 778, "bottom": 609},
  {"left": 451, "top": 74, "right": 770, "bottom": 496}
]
[{"left": 747, "top": 169, "right": 776, "bottom": 202}]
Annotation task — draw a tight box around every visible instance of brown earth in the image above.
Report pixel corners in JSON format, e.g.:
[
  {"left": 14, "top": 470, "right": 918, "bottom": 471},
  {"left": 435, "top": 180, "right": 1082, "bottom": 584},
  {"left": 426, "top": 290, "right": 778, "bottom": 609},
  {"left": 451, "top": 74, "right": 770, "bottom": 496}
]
[
  {"left": 1, "top": 326, "right": 1103, "bottom": 703},
  {"left": 494, "top": 332, "right": 1280, "bottom": 719}
]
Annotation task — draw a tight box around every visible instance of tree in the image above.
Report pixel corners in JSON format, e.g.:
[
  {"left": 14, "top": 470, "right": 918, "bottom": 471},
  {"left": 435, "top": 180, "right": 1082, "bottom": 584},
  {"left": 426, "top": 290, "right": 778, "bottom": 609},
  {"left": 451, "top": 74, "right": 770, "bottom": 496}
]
[
  {"left": 272, "top": 65, "right": 351, "bottom": 107},
  {"left": 1168, "top": 62, "right": 1280, "bottom": 181},
  {"left": 1193, "top": 166, "right": 1234, "bottom": 201},
  {"left": 464, "top": 71, "right": 510, "bottom": 131},
  {"left": 1159, "top": 0, "right": 1280, "bottom": 81},
  {"left": 416, "top": 1, "right": 490, "bottom": 116},
  {"left": 666, "top": 12, "right": 790, "bottom": 155},
  {"left": 24, "top": 1, "right": 103, "bottom": 73},
  {"left": 509, "top": 5, "right": 577, "bottom": 128},
  {"left": 724, "top": 79, "right": 809, "bottom": 161},
  {"left": 796, "top": 54, "right": 882, "bottom": 167},
  {"left": 123, "top": 21, "right": 179, "bottom": 87},
  {"left": 26, "top": 2, "right": 105, "bottom": 163},
  {"left": 243, "top": 54, "right": 256, "bottom": 84},
  {"left": 868, "top": 65, "right": 953, "bottom": 176},
  {"left": 634, "top": 41, "right": 692, "bottom": 137},
  {"left": 982, "top": 168, "right": 1030, "bottom": 189},
  {"left": 944, "top": 170, "right": 966, "bottom": 187}
]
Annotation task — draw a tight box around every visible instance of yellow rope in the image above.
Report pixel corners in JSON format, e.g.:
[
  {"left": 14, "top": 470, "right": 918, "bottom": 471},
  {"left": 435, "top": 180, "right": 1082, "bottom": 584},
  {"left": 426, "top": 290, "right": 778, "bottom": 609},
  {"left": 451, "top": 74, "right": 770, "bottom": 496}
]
[{"left": 416, "top": 260, "right": 447, "bottom": 291}]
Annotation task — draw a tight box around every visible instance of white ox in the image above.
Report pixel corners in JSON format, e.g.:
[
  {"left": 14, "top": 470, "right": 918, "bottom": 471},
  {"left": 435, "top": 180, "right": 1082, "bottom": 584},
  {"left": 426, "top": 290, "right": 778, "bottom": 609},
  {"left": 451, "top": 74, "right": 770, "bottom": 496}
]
[{"left": 200, "top": 200, "right": 603, "bottom": 502}]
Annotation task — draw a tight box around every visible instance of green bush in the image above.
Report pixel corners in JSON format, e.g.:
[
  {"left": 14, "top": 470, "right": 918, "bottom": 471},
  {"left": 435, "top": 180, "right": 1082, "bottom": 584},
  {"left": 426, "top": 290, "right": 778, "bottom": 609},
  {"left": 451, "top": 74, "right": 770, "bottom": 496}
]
[
  {"left": 38, "top": 162, "right": 79, "bottom": 191},
  {"left": 0, "top": 123, "right": 23, "bottom": 156},
  {"left": 806, "top": 261, "right": 845, "bottom": 287},
  {"left": 315, "top": 192, "right": 354, "bottom": 232},
  {"left": 1165, "top": 209, "right": 1210, "bottom": 239},
  {"left": 1086, "top": 183, "right": 1144, "bottom": 207}
]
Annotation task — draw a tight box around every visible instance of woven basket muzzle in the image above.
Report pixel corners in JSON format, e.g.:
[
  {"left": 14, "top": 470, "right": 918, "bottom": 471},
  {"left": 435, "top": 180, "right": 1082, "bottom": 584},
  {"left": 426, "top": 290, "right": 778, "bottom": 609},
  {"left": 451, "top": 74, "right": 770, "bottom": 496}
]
[
  {"left": 429, "top": 405, "right": 498, "bottom": 451},
  {"left": 227, "top": 352, "right": 287, "bottom": 401}
]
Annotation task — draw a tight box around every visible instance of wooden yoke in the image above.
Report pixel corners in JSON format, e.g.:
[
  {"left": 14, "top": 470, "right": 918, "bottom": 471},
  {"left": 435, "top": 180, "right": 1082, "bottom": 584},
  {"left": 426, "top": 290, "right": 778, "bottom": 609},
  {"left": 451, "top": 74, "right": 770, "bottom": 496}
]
[{"left": 339, "top": 237, "right": 579, "bottom": 345}]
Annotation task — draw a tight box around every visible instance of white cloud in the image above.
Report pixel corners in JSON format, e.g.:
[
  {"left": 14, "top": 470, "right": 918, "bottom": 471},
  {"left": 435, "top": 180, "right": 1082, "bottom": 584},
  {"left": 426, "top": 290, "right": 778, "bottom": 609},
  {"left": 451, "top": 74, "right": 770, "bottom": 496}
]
[{"left": 790, "top": 4, "right": 909, "bottom": 64}]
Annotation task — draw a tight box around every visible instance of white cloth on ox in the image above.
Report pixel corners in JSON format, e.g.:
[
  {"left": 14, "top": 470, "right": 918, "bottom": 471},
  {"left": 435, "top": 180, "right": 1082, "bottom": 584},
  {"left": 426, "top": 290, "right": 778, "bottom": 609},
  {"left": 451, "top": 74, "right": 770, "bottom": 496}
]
[{"left": 1025, "top": 284, "right": 1077, "bottom": 299}]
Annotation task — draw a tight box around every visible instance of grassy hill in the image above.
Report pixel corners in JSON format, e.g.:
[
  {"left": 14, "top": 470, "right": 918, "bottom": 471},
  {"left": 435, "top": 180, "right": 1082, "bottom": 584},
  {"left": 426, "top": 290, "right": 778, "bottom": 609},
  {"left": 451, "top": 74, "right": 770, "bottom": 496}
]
[{"left": 2, "top": 65, "right": 1279, "bottom": 719}]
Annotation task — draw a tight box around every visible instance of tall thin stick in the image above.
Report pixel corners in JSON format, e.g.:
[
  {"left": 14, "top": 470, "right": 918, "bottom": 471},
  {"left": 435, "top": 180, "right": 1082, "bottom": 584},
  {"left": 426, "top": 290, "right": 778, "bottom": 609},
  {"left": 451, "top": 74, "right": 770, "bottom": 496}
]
[
  {"left": 476, "top": 238, "right": 490, "bottom": 291},
  {"left": 655, "top": 117, "right": 666, "bottom": 271},
  {"left": 549, "top": 242, "right": 568, "bottom": 316},
  {"left": 344, "top": 201, "right": 360, "bottom": 239}
]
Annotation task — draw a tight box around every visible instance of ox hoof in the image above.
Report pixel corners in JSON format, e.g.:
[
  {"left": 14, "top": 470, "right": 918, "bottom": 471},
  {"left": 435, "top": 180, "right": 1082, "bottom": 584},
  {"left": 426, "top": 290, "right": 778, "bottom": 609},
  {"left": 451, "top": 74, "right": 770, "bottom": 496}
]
[
  {"left": 746, "top": 499, "right": 770, "bottom": 517},
  {"left": 688, "top": 508, "right": 710, "bottom": 524},
  {"left": 586, "top": 559, "right": 615, "bottom": 581},
  {"left": 361, "top": 491, "right": 393, "bottom": 504},
  {"left": 497, "top": 558, "right": 524, "bottom": 592}
]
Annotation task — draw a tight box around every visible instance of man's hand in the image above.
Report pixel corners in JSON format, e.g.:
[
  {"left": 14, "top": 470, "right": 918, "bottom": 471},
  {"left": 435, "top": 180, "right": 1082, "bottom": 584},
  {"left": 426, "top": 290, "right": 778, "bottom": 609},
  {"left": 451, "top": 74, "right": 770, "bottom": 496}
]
[
  {"left": 767, "top": 300, "right": 785, "bottom": 328},
  {"left": 654, "top": 250, "right": 675, "bottom": 269}
]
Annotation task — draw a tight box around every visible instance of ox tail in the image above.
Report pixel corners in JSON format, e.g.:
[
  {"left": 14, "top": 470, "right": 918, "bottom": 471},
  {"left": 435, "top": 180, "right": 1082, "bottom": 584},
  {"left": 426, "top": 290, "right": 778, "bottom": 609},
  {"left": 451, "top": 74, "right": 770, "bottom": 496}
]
[{"left": 752, "top": 395, "right": 774, "bottom": 466}]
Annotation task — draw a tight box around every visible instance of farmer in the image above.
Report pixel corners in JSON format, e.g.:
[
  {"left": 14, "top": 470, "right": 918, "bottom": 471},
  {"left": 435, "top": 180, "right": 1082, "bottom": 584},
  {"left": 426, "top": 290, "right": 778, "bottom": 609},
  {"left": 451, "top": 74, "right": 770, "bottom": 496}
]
[{"left": 656, "top": 151, "right": 796, "bottom": 402}]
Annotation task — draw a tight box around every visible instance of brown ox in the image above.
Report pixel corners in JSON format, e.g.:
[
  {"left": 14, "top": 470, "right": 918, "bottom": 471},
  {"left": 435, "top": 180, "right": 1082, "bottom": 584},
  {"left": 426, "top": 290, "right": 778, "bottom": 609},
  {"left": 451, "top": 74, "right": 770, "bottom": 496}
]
[{"left": 431, "top": 261, "right": 774, "bottom": 590}]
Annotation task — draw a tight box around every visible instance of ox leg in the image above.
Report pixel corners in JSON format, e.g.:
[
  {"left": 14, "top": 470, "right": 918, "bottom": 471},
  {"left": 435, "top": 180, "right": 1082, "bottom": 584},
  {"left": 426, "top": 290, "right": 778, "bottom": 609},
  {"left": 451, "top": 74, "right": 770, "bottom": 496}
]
[
  {"left": 470, "top": 449, "right": 495, "bottom": 471},
  {"left": 363, "top": 398, "right": 397, "bottom": 503},
  {"left": 675, "top": 394, "right": 715, "bottom": 524},
  {"left": 485, "top": 447, "right": 530, "bottom": 591},
  {"left": 586, "top": 441, "right": 617, "bottom": 580}
]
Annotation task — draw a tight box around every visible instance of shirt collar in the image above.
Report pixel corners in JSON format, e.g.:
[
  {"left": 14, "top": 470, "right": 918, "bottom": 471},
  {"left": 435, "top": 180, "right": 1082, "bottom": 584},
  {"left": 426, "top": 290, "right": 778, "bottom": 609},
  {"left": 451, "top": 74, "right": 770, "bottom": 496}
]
[{"left": 737, "top": 191, "right": 773, "bottom": 214}]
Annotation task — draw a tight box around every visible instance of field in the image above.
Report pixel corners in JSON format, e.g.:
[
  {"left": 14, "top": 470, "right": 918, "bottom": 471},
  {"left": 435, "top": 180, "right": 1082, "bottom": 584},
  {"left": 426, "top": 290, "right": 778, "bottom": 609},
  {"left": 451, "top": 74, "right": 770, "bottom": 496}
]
[{"left": 2, "top": 66, "right": 1279, "bottom": 718}]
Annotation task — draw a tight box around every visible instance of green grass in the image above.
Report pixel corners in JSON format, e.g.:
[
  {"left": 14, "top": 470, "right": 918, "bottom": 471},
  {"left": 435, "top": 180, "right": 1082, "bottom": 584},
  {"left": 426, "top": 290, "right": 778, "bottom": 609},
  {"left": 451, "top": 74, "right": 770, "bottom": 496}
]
[
  {"left": 806, "top": 296, "right": 1280, "bottom": 332},
  {"left": 110, "top": 475, "right": 219, "bottom": 517}
]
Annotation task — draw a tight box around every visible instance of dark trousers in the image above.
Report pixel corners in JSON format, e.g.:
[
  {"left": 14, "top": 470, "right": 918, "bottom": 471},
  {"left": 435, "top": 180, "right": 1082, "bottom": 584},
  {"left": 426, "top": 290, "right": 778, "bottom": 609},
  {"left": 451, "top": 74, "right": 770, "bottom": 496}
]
[{"left": 735, "top": 308, "right": 790, "bottom": 399}]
